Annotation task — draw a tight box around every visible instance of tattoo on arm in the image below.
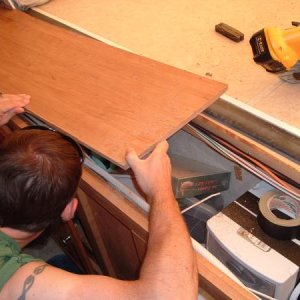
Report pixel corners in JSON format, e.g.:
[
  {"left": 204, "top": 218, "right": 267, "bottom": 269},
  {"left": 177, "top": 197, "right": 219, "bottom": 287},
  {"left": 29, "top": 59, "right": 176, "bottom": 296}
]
[{"left": 18, "top": 264, "right": 47, "bottom": 300}]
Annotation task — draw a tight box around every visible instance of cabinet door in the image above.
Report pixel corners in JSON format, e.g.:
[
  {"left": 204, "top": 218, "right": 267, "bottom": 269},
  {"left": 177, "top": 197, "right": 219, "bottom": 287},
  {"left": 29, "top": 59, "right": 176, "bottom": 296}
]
[
  {"left": 132, "top": 230, "right": 147, "bottom": 262},
  {"left": 51, "top": 220, "right": 98, "bottom": 274},
  {"left": 77, "top": 186, "right": 147, "bottom": 279}
]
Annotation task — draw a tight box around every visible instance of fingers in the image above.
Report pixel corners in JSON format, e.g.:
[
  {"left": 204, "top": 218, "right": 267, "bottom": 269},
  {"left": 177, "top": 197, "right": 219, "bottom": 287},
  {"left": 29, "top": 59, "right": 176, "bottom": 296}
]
[
  {"left": 0, "top": 94, "right": 30, "bottom": 112},
  {"left": 3, "top": 109, "right": 20, "bottom": 123},
  {"left": 0, "top": 93, "right": 30, "bottom": 126},
  {"left": 11, "top": 106, "right": 25, "bottom": 114},
  {"left": 152, "top": 140, "right": 169, "bottom": 155},
  {"left": 125, "top": 141, "right": 172, "bottom": 200},
  {"left": 126, "top": 140, "right": 169, "bottom": 167},
  {"left": 125, "top": 147, "right": 142, "bottom": 170}
]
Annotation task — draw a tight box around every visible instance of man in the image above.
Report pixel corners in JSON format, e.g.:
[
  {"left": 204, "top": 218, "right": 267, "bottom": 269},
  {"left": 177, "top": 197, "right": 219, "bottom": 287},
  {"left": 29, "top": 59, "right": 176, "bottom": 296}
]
[{"left": 0, "top": 93, "right": 198, "bottom": 299}]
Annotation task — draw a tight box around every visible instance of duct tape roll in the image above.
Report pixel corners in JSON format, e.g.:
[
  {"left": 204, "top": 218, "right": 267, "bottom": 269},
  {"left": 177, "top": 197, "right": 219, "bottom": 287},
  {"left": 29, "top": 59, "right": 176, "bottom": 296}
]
[{"left": 257, "top": 190, "right": 300, "bottom": 240}]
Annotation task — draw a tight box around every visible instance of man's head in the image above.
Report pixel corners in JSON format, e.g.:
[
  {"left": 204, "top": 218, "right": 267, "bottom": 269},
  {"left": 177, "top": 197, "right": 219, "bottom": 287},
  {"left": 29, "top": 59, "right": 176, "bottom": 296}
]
[{"left": 0, "top": 127, "right": 83, "bottom": 232}]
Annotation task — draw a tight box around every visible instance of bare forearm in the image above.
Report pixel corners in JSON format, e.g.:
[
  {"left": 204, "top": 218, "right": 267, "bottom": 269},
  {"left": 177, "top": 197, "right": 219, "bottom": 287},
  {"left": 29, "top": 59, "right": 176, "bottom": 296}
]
[
  {"left": 140, "top": 192, "right": 198, "bottom": 299},
  {"left": 124, "top": 141, "right": 198, "bottom": 299}
]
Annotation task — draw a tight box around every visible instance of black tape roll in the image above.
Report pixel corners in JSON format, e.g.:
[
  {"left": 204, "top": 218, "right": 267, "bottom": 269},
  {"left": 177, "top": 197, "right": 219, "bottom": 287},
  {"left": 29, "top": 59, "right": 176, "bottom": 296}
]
[{"left": 257, "top": 190, "right": 300, "bottom": 240}]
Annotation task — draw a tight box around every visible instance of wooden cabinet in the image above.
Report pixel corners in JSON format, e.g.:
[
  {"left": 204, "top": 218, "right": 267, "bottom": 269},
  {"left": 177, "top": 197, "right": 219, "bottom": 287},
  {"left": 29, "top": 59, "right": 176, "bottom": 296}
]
[{"left": 77, "top": 172, "right": 148, "bottom": 280}]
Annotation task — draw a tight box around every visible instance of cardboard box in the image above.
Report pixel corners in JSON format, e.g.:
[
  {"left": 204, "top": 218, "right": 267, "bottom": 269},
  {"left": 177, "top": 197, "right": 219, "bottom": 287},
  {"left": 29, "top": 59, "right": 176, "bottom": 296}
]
[{"left": 170, "top": 154, "right": 231, "bottom": 198}]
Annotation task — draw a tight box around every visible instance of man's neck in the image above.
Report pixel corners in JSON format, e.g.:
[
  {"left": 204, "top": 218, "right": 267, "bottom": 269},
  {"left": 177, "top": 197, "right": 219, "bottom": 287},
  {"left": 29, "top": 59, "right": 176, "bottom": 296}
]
[{"left": 0, "top": 227, "right": 42, "bottom": 248}]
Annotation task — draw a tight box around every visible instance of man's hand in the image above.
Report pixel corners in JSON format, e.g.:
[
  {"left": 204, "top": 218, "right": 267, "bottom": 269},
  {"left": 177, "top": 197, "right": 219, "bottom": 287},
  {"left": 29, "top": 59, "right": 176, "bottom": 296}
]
[
  {"left": 0, "top": 93, "right": 30, "bottom": 126},
  {"left": 126, "top": 141, "right": 174, "bottom": 202}
]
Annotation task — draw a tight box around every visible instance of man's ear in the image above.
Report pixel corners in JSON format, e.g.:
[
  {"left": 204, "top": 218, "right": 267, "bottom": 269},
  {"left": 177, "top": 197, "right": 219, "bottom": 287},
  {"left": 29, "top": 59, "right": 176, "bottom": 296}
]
[{"left": 61, "top": 198, "right": 78, "bottom": 221}]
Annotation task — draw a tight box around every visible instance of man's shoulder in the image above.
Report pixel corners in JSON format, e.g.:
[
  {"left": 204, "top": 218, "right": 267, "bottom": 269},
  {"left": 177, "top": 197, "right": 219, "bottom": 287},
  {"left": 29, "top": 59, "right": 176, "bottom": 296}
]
[
  {"left": 0, "top": 261, "right": 75, "bottom": 299},
  {"left": 0, "top": 260, "right": 142, "bottom": 299}
]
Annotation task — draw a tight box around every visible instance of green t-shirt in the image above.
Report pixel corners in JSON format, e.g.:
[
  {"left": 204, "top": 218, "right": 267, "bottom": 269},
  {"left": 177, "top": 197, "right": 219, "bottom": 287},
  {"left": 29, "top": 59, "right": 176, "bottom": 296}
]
[{"left": 0, "top": 231, "right": 42, "bottom": 290}]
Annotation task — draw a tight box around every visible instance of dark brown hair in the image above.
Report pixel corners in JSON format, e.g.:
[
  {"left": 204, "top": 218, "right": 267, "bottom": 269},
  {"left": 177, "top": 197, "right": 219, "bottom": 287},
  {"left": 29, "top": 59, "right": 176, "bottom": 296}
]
[{"left": 0, "top": 129, "right": 82, "bottom": 232}]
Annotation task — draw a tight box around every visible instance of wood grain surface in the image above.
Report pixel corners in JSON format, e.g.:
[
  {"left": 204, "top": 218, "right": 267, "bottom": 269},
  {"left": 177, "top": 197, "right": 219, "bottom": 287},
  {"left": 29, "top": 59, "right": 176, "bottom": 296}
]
[{"left": 0, "top": 10, "right": 226, "bottom": 168}]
